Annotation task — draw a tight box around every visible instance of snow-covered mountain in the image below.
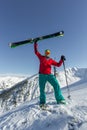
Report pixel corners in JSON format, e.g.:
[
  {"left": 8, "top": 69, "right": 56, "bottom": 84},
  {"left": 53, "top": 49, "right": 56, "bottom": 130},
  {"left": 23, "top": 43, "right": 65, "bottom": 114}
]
[
  {"left": 0, "top": 75, "right": 26, "bottom": 91},
  {"left": 0, "top": 67, "right": 87, "bottom": 130}
]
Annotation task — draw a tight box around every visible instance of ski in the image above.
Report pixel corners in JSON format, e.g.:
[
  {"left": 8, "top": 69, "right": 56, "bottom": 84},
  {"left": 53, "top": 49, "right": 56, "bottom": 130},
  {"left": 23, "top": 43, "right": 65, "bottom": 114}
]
[{"left": 9, "top": 31, "right": 64, "bottom": 48}]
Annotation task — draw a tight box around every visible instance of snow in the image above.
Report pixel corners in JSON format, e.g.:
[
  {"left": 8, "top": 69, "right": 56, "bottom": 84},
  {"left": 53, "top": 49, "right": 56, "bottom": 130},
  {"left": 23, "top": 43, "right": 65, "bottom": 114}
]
[
  {"left": 0, "top": 67, "right": 87, "bottom": 130},
  {"left": 0, "top": 75, "right": 26, "bottom": 92}
]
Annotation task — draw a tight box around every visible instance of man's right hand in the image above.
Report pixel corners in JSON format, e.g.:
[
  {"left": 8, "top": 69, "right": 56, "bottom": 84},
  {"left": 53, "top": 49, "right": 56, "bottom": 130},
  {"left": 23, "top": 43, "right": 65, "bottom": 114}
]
[{"left": 34, "top": 38, "right": 39, "bottom": 43}]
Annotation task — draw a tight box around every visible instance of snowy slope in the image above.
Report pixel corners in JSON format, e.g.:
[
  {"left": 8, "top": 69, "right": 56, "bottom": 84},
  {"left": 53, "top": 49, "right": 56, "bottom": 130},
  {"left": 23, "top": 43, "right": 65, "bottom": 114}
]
[
  {"left": 0, "top": 67, "right": 87, "bottom": 130},
  {"left": 0, "top": 82, "right": 87, "bottom": 130}
]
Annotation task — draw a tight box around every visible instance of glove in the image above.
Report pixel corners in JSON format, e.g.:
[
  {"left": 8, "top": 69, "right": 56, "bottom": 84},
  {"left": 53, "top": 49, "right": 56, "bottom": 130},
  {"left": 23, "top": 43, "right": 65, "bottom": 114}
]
[
  {"left": 34, "top": 41, "right": 37, "bottom": 44},
  {"left": 61, "top": 55, "right": 66, "bottom": 61},
  {"left": 34, "top": 38, "right": 39, "bottom": 43}
]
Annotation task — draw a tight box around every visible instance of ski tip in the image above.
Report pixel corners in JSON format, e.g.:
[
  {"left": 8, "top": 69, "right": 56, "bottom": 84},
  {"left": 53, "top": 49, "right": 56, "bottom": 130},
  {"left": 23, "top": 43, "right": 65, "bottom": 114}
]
[
  {"left": 9, "top": 43, "right": 11, "bottom": 47},
  {"left": 9, "top": 43, "right": 16, "bottom": 48},
  {"left": 60, "top": 31, "right": 64, "bottom": 36}
]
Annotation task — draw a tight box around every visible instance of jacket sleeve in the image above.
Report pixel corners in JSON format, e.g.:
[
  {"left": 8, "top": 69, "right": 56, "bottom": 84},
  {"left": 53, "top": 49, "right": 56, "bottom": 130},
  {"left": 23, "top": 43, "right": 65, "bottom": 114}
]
[
  {"left": 34, "top": 42, "right": 41, "bottom": 58},
  {"left": 51, "top": 59, "right": 63, "bottom": 67}
]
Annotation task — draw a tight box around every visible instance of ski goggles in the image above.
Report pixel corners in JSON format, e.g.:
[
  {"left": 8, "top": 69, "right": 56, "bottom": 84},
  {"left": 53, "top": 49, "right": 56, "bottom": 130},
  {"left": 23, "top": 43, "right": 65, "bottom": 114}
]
[{"left": 45, "top": 49, "right": 50, "bottom": 55}]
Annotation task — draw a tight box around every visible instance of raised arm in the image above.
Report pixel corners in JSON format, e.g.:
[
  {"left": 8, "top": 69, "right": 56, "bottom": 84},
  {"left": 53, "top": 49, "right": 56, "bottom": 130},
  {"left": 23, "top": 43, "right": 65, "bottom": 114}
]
[
  {"left": 34, "top": 42, "right": 38, "bottom": 54},
  {"left": 34, "top": 42, "right": 41, "bottom": 58}
]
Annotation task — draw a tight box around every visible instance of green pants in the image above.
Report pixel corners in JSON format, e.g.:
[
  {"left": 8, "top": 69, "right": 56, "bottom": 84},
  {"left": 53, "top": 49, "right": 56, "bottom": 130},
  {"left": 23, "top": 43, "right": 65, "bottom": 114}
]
[{"left": 39, "top": 74, "right": 65, "bottom": 104}]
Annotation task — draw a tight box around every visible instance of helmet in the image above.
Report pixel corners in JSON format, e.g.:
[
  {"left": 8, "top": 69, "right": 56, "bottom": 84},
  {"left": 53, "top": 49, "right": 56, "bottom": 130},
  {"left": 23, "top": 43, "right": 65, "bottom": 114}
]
[{"left": 45, "top": 49, "right": 50, "bottom": 56}]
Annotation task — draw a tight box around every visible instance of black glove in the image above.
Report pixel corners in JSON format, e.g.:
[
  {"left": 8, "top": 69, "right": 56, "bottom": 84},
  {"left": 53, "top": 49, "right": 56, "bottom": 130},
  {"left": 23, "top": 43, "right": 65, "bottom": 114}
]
[
  {"left": 34, "top": 38, "right": 39, "bottom": 43},
  {"left": 61, "top": 55, "right": 66, "bottom": 61}
]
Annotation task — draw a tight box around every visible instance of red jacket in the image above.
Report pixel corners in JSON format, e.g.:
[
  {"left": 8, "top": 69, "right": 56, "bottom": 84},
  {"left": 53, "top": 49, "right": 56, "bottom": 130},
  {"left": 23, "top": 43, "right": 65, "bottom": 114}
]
[{"left": 34, "top": 43, "right": 63, "bottom": 74}]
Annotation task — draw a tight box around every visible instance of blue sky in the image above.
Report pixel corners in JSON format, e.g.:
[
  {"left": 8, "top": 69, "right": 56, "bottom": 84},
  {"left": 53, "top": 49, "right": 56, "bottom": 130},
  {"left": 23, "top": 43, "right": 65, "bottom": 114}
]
[{"left": 0, "top": 0, "right": 87, "bottom": 75}]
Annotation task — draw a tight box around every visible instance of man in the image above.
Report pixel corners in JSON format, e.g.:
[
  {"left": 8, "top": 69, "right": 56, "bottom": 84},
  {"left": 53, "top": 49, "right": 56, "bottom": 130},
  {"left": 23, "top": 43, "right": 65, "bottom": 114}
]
[{"left": 34, "top": 42, "right": 66, "bottom": 106}]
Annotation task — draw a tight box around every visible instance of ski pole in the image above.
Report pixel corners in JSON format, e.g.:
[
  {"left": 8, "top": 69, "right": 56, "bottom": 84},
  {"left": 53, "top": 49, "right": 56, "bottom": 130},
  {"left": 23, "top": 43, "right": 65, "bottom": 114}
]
[
  {"left": 63, "top": 60, "right": 71, "bottom": 99},
  {"left": 54, "top": 57, "right": 57, "bottom": 77}
]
